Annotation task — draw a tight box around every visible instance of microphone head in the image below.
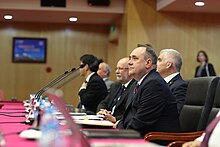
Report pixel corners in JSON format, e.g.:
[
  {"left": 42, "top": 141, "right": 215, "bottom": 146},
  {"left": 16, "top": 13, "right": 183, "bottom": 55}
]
[
  {"left": 80, "top": 64, "right": 86, "bottom": 68},
  {"left": 71, "top": 68, "right": 76, "bottom": 71}
]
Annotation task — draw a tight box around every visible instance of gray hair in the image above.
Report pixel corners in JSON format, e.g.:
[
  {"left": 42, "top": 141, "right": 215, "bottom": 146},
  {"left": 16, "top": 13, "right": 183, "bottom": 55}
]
[
  {"left": 143, "top": 46, "right": 157, "bottom": 66},
  {"left": 104, "top": 63, "right": 111, "bottom": 77},
  {"left": 137, "top": 44, "right": 157, "bottom": 65},
  {"left": 160, "top": 49, "right": 183, "bottom": 72}
]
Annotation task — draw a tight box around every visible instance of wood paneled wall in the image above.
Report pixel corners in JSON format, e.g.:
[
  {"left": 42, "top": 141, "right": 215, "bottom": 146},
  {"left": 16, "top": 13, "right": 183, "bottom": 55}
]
[
  {"left": 124, "top": 0, "right": 220, "bottom": 80},
  {"left": 0, "top": 22, "right": 109, "bottom": 107},
  {"left": 1, "top": 0, "right": 220, "bottom": 107}
]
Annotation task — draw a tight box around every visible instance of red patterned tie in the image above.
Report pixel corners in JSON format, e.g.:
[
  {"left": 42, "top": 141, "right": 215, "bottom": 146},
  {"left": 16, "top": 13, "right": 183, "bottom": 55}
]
[{"left": 133, "top": 83, "right": 139, "bottom": 94}]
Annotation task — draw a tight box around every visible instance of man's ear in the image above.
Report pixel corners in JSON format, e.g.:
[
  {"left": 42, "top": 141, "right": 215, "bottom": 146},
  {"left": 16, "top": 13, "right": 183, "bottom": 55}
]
[
  {"left": 85, "top": 64, "right": 89, "bottom": 71},
  {"left": 166, "top": 61, "right": 172, "bottom": 69},
  {"left": 145, "top": 58, "right": 153, "bottom": 68}
]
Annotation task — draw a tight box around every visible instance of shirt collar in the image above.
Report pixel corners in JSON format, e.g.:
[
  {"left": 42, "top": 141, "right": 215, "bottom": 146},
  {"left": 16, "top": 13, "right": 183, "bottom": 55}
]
[
  {"left": 137, "top": 73, "right": 148, "bottom": 86},
  {"left": 123, "top": 79, "right": 132, "bottom": 88},
  {"left": 86, "top": 72, "right": 95, "bottom": 82},
  {"left": 164, "top": 72, "right": 179, "bottom": 83},
  {"left": 102, "top": 77, "right": 108, "bottom": 81}
]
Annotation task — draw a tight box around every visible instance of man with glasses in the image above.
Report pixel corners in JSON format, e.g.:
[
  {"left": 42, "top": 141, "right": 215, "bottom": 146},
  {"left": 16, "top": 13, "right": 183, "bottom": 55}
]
[{"left": 97, "top": 57, "right": 135, "bottom": 123}]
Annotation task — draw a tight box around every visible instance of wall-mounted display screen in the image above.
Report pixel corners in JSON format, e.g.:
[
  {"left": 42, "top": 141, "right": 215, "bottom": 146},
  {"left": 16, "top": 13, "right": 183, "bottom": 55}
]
[{"left": 12, "top": 37, "right": 47, "bottom": 63}]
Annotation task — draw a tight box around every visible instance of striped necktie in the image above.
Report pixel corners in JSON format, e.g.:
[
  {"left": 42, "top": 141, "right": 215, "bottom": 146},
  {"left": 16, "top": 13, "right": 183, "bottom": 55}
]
[{"left": 110, "top": 85, "right": 125, "bottom": 110}]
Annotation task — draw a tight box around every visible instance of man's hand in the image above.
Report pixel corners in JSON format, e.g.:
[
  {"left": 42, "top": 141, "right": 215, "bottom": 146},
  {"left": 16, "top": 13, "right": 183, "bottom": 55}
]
[
  {"left": 97, "top": 109, "right": 110, "bottom": 115},
  {"left": 97, "top": 109, "right": 116, "bottom": 123},
  {"left": 105, "top": 114, "right": 116, "bottom": 123},
  {"left": 182, "top": 140, "right": 201, "bottom": 147},
  {"left": 113, "top": 120, "right": 120, "bottom": 128},
  {"left": 81, "top": 82, "right": 88, "bottom": 88}
]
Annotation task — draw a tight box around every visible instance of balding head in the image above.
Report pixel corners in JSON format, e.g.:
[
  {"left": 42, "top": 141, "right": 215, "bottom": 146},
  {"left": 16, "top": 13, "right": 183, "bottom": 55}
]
[{"left": 97, "top": 62, "right": 111, "bottom": 79}]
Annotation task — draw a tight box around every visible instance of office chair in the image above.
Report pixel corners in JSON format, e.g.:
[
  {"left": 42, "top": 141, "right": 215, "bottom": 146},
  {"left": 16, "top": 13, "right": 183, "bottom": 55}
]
[
  {"left": 207, "top": 80, "right": 220, "bottom": 125},
  {"left": 167, "top": 78, "right": 220, "bottom": 147},
  {"left": 144, "top": 76, "right": 219, "bottom": 146}
]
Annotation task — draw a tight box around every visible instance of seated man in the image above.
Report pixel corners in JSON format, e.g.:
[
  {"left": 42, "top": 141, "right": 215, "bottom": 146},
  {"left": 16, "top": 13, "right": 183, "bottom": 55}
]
[
  {"left": 117, "top": 45, "right": 180, "bottom": 138},
  {"left": 157, "top": 49, "right": 188, "bottom": 114},
  {"left": 97, "top": 62, "right": 114, "bottom": 92},
  {"left": 97, "top": 57, "right": 135, "bottom": 123},
  {"left": 78, "top": 54, "right": 108, "bottom": 114}
]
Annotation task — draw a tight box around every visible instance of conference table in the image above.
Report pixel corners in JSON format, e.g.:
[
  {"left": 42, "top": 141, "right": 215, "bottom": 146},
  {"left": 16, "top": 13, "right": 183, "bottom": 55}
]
[
  {"left": 0, "top": 101, "right": 160, "bottom": 147},
  {"left": 0, "top": 101, "right": 37, "bottom": 147}
]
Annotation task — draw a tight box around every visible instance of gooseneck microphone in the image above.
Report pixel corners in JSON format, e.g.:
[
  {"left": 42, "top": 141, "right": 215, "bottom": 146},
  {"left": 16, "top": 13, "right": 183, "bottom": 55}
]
[
  {"left": 55, "top": 72, "right": 80, "bottom": 89},
  {"left": 35, "top": 64, "right": 85, "bottom": 99}
]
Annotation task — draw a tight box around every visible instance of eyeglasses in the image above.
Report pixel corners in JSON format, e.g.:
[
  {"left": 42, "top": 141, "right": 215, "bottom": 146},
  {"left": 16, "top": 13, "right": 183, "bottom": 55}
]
[{"left": 115, "top": 67, "right": 129, "bottom": 71}]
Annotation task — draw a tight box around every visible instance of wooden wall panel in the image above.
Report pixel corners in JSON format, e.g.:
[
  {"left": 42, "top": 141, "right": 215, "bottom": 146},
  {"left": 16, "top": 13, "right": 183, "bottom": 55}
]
[
  {"left": 0, "top": 22, "right": 109, "bottom": 107},
  {"left": 125, "top": 0, "right": 220, "bottom": 80},
  {"left": 1, "top": 0, "right": 220, "bottom": 108}
]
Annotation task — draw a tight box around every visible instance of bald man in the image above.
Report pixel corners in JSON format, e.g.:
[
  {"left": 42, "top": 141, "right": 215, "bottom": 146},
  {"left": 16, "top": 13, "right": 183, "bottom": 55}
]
[
  {"left": 97, "top": 62, "right": 114, "bottom": 92},
  {"left": 97, "top": 57, "right": 135, "bottom": 123}
]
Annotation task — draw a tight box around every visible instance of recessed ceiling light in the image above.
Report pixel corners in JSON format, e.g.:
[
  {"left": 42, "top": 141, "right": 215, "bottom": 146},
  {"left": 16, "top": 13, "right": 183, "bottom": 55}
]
[
  {"left": 69, "top": 17, "right": 78, "bottom": 22},
  {"left": 195, "top": 1, "right": 205, "bottom": 7},
  {"left": 4, "top": 15, "right": 13, "bottom": 20}
]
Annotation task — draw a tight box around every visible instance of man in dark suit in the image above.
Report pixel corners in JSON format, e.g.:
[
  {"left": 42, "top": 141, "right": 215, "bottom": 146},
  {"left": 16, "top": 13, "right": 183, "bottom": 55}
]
[
  {"left": 78, "top": 54, "right": 108, "bottom": 114},
  {"left": 117, "top": 45, "right": 180, "bottom": 137},
  {"left": 157, "top": 49, "right": 188, "bottom": 114},
  {"left": 97, "top": 57, "right": 135, "bottom": 123}
]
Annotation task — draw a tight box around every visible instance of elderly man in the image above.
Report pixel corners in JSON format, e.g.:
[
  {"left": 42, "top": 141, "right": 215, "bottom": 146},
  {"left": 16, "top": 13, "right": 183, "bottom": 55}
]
[
  {"left": 97, "top": 62, "right": 114, "bottom": 91},
  {"left": 97, "top": 57, "right": 135, "bottom": 123},
  {"left": 157, "top": 49, "right": 188, "bottom": 114},
  {"left": 117, "top": 45, "right": 180, "bottom": 139}
]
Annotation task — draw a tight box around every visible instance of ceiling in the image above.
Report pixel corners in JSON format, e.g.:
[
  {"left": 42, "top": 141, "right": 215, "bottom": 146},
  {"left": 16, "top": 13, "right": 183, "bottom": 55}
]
[
  {"left": 0, "top": 0, "right": 125, "bottom": 25},
  {"left": 157, "top": 0, "right": 220, "bottom": 13},
  {"left": 0, "top": 0, "right": 219, "bottom": 25}
]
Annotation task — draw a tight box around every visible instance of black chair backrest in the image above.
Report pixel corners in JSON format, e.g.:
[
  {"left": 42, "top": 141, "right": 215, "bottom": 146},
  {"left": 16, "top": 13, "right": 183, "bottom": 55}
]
[
  {"left": 179, "top": 76, "right": 219, "bottom": 132},
  {"left": 207, "top": 80, "right": 220, "bottom": 125}
]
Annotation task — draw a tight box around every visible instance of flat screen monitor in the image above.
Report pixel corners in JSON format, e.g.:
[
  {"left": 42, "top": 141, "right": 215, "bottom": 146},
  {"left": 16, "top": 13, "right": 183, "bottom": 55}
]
[{"left": 12, "top": 37, "right": 47, "bottom": 63}]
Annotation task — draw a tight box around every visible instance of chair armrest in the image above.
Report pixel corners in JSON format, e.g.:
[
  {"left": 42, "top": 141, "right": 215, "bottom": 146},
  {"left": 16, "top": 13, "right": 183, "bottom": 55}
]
[{"left": 144, "top": 131, "right": 204, "bottom": 141}]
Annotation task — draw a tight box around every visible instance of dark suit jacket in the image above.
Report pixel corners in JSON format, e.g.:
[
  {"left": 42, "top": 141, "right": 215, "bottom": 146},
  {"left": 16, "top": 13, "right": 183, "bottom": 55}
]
[
  {"left": 97, "top": 80, "right": 136, "bottom": 121},
  {"left": 104, "top": 78, "right": 114, "bottom": 92},
  {"left": 168, "top": 74, "right": 188, "bottom": 114},
  {"left": 195, "top": 63, "right": 216, "bottom": 77},
  {"left": 117, "top": 69, "right": 180, "bottom": 136},
  {"left": 78, "top": 73, "right": 108, "bottom": 114}
]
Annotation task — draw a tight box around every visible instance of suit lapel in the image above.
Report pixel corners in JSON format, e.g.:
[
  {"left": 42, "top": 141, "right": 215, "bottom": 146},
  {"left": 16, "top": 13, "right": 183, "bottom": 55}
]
[
  {"left": 124, "top": 70, "right": 156, "bottom": 110},
  {"left": 115, "top": 88, "right": 129, "bottom": 107},
  {"left": 108, "top": 84, "right": 122, "bottom": 108},
  {"left": 168, "top": 74, "right": 180, "bottom": 86},
  {"left": 125, "top": 82, "right": 139, "bottom": 110}
]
